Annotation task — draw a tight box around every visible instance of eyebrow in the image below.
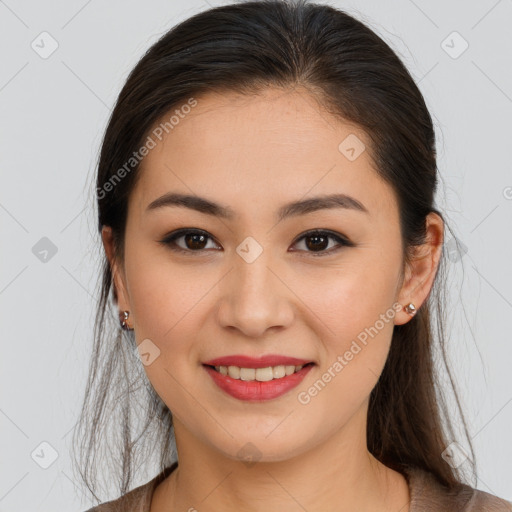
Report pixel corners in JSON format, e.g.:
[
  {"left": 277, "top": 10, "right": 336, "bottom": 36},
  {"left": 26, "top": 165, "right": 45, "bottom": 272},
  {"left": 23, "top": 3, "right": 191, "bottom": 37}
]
[{"left": 146, "top": 192, "right": 369, "bottom": 221}]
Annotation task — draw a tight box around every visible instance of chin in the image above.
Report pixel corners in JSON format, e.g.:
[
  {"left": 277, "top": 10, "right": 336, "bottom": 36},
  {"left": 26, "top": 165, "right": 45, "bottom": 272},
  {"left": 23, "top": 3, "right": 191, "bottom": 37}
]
[{"left": 207, "top": 430, "right": 312, "bottom": 465}]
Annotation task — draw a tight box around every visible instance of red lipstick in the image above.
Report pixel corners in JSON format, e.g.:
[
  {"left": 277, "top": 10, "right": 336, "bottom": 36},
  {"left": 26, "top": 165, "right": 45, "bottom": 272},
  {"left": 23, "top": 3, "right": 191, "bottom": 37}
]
[
  {"left": 202, "top": 354, "right": 315, "bottom": 402},
  {"left": 203, "top": 354, "right": 313, "bottom": 368}
]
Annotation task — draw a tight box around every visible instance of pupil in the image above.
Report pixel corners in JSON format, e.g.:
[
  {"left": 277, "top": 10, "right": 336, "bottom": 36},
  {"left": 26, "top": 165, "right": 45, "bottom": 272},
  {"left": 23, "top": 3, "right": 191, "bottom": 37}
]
[
  {"left": 186, "top": 233, "right": 206, "bottom": 250},
  {"left": 306, "top": 234, "right": 328, "bottom": 251}
]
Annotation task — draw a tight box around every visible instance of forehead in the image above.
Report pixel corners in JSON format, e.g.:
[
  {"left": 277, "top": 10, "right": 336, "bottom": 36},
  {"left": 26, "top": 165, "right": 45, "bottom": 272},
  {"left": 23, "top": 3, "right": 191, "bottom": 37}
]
[{"left": 131, "top": 87, "right": 398, "bottom": 222}]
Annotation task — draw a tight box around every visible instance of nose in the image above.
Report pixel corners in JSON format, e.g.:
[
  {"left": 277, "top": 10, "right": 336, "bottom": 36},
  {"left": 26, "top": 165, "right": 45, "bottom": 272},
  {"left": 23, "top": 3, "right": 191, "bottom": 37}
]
[{"left": 216, "top": 251, "right": 295, "bottom": 338}]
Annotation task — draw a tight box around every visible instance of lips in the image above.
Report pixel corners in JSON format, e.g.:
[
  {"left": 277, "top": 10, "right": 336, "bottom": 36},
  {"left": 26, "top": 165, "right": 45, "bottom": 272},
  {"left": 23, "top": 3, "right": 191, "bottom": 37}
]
[
  {"left": 202, "top": 354, "right": 314, "bottom": 368},
  {"left": 203, "top": 362, "right": 315, "bottom": 402}
]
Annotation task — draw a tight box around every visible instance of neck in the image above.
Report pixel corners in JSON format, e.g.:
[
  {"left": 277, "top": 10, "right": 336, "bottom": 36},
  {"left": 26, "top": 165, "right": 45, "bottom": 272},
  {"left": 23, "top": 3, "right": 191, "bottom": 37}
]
[{"left": 151, "top": 404, "right": 410, "bottom": 512}]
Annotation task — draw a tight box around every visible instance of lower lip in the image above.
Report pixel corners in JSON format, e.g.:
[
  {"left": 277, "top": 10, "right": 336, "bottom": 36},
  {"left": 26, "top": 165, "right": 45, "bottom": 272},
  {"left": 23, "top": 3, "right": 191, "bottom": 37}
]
[{"left": 203, "top": 364, "right": 314, "bottom": 402}]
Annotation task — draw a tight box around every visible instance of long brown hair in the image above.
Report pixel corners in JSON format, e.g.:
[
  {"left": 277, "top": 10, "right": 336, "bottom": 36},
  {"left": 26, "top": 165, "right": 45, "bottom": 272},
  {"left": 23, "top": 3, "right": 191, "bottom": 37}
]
[{"left": 72, "top": 0, "right": 476, "bottom": 502}]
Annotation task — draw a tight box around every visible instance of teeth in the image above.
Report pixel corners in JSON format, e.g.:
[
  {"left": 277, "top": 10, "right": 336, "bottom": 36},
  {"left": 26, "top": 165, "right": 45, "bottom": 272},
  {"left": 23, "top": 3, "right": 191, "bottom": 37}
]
[
  {"left": 212, "top": 364, "right": 306, "bottom": 381},
  {"left": 228, "top": 365, "right": 240, "bottom": 379}
]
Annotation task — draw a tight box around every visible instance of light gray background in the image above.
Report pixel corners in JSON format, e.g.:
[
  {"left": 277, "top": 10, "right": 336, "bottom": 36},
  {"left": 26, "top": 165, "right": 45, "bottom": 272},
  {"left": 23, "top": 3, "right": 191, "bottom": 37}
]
[{"left": 1, "top": 0, "right": 511, "bottom": 510}]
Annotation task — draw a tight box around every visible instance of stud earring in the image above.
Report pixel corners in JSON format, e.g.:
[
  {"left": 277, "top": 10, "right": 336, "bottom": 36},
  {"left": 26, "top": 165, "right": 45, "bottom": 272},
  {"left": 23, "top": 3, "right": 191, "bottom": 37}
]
[
  {"left": 120, "top": 310, "right": 134, "bottom": 330},
  {"left": 404, "top": 303, "right": 417, "bottom": 316}
]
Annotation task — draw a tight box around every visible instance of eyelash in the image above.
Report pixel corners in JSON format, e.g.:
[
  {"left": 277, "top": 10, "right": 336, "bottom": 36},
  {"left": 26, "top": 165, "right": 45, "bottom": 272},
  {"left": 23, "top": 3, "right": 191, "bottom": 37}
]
[{"left": 159, "top": 228, "right": 353, "bottom": 257}]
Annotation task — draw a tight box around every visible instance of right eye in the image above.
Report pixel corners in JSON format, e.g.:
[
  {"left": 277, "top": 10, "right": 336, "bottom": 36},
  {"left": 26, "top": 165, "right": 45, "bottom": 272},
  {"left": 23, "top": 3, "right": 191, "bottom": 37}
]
[{"left": 159, "top": 228, "right": 221, "bottom": 254}]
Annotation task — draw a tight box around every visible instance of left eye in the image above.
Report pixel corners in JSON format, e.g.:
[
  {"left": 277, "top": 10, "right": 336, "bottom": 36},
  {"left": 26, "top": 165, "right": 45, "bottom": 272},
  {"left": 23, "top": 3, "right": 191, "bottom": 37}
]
[
  {"left": 159, "top": 229, "right": 352, "bottom": 256},
  {"left": 291, "top": 230, "right": 351, "bottom": 256}
]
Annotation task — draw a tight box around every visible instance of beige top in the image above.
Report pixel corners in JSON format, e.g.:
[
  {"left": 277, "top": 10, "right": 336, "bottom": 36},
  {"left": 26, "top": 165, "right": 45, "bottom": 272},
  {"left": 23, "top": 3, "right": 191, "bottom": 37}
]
[{"left": 85, "top": 462, "right": 512, "bottom": 511}]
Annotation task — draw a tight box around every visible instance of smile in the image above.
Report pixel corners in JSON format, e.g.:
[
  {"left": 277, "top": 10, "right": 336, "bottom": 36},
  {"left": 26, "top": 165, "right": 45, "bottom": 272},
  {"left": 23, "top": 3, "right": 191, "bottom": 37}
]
[{"left": 202, "top": 363, "right": 315, "bottom": 402}]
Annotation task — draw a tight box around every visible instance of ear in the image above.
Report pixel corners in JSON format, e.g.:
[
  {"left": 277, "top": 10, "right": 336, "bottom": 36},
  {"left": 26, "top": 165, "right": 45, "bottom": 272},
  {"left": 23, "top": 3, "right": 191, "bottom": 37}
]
[
  {"left": 101, "top": 226, "right": 131, "bottom": 315},
  {"left": 394, "top": 212, "right": 444, "bottom": 326}
]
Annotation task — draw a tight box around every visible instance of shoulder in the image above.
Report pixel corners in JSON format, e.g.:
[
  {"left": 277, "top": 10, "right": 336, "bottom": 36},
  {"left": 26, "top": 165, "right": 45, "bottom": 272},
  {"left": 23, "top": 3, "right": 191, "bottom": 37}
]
[
  {"left": 404, "top": 466, "right": 512, "bottom": 511},
  {"left": 83, "top": 462, "right": 178, "bottom": 512},
  {"left": 82, "top": 481, "right": 153, "bottom": 512}
]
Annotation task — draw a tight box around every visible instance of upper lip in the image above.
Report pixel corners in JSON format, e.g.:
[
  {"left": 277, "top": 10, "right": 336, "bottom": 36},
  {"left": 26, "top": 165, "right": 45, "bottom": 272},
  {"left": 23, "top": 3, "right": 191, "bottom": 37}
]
[{"left": 202, "top": 354, "right": 314, "bottom": 368}]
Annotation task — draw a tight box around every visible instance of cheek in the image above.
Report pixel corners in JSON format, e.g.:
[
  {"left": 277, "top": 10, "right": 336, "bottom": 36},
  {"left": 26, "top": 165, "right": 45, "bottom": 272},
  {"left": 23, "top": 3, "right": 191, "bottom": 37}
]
[
  {"left": 296, "top": 279, "right": 396, "bottom": 425},
  {"left": 124, "top": 254, "right": 205, "bottom": 412},
  {"left": 124, "top": 244, "right": 205, "bottom": 341},
  {"left": 123, "top": 247, "right": 217, "bottom": 399},
  {"left": 293, "top": 253, "right": 399, "bottom": 392},
  {"left": 294, "top": 251, "right": 400, "bottom": 340}
]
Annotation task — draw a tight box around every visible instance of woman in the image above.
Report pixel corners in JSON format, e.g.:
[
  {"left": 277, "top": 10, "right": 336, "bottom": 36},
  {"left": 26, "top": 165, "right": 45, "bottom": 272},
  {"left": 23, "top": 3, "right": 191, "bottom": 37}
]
[{"left": 75, "top": 0, "right": 512, "bottom": 510}]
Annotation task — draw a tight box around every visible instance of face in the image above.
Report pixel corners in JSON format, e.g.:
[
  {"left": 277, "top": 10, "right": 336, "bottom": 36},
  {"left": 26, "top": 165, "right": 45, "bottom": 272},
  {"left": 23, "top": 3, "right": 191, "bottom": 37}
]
[{"left": 103, "top": 87, "right": 435, "bottom": 464}]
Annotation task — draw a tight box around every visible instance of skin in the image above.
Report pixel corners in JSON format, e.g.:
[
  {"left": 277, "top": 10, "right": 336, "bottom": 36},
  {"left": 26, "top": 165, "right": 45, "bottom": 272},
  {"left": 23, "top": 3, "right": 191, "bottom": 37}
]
[{"left": 102, "top": 86, "right": 444, "bottom": 512}]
